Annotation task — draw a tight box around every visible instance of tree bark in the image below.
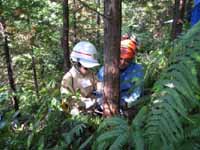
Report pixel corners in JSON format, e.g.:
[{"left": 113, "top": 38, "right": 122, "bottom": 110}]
[
  {"left": 171, "top": 0, "right": 186, "bottom": 40},
  {"left": 62, "top": 0, "right": 71, "bottom": 73},
  {"left": 186, "top": 0, "right": 193, "bottom": 22},
  {"left": 103, "top": 0, "right": 121, "bottom": 117},
  {"left": 73, "top": 0, "right": 78, "bottom": 44},
  {"left": 4, "top": 34, "right": 19, "bottom": 111},
  {"left": 31, "top": 49, "right": 39, "bottom": 98},
  {"left": 96, "top": 0, "right": 101, "bottom": 48}
]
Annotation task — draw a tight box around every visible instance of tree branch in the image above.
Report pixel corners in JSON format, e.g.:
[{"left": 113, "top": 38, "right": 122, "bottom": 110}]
[
  {"left": 76, "top": 0, "right": 110, "bottom": 19},
  {"left": 74, "top": 6, "right": 84, "bottom": 13}
]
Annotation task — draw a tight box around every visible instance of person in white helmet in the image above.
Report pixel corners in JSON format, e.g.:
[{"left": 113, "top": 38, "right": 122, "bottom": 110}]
[{"left": 60, "top": 41, "right": 100, "bottom": 115}]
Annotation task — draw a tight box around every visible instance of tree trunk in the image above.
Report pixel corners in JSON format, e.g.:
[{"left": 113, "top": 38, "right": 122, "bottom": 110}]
[
  {"left": 62, "top": 0, "right": 71, "bottom": 73},
  {"left": 4, "top": 34, "right": 19, "bottom": 111},
  {"left": 31, "top": 49, "right": 39, "bottom": 98},
  {"left": 171, "top": 0, "right": 186, "bottom": 40},
  {"left": 96, "top": 0, "right": 101, "bottom": 48},
  {"left": 186, "top": 0, "right": 193, "bottom": 22},
  {"left": 27, "top": 15, "right": 40, "bottom": 99},
  {"left": 103, "top": 0, "right": 121, "bottom": 117},
  {"left": 73, "top": 0, "right": 78, "bottom": 44}
]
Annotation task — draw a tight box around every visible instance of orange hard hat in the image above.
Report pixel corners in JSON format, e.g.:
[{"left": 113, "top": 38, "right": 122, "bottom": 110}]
[{"left": 120, "top": 39, "right": 137, "bottom": 59}]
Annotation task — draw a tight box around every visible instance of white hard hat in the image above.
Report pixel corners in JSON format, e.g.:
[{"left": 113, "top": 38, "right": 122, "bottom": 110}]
[{"left": 70, "top": 41, "right": 100, "bottom": 68}]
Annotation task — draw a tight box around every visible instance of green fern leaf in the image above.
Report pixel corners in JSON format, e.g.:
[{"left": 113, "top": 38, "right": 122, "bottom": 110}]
[
  {"left": 132, "top": 129, "right": 144, "bottom": 150},
  {"left": 171, "top": 80, "right": 195, "bottom": 108},
  {"left": 97, "top": 129, "right": 125, "bottom": 144},
  {"left": 170, "top": 70, "right": 197, "bottom": 103},
  {"left": 163, "top": 89, "right": 187, "bottom": 116},
  {"left": 63, "top": 123, "right": 86, "bottom": 145},
  {"left": 96, "top": 142, "right": 107, "bottom": 150},
  {"left": 147, "top": 112, "right": 177, "bottom": 143},
  {"left": 109, "top": 132, "right": 129, "bottom": 150},
  {"left": 79, "top": 135, "right": 93, "bottom": 150},
  {"left": 132, "top": 106, "right": 148, "bottom": 127},
  {"left": 168, "top": 62, "right": 199, "bottom": 91},
  {"left": 161, "top": 102, "right": 183, "bottom": 133},
  {"left": 97, "top": 117, "right": 128, "bottom": 132},
  {"left": 163, "top": 94, "right": 187, "bottom": 120},
  {"left": 186, "top": 127, "right": 200, "bottom": 138}
]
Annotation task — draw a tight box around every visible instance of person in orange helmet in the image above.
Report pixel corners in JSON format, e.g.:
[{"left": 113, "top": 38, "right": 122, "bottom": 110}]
[{"left": 97, "top": 34, "right": 144, "bottom": 112}]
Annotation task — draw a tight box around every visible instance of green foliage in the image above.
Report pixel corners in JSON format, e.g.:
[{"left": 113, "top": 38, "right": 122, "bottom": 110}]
[
  {"left": 82, "top": 106, "right": 148, "bottom": 150},
  {"left": 85, "top": 21, "right": 200, "bottom": 150},
  {"left": 122, "top": 0, "right": 173, "bottom": 53},
  {"left": 93, "top": 117, "right": 130, "bottom": 150},
  {"left": 1, "top": 0, "right": 200, "bottom": 149},
  {"left": 144, "top": 22, "right": 200, "bottom": 149}
]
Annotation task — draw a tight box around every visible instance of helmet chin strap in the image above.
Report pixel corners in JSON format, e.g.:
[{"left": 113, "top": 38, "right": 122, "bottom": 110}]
[{"left": 71, "top": 58, "right": 85, "bottom": 73}]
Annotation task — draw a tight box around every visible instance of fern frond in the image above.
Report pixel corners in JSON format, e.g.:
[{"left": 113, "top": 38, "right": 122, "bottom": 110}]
[
  {"left": 93, "top": 117, "right": 130, "bottom": 150},
  {"left": 169, "top": 80, "right": 195, "bottom": 108},
  {"left": 132, "top": 106, "right": 148, "bottom": 127},
  {"left": 185, "top": 126, "right": 200, "bottom": 139},
  {"left": 170, "top": 70, "right": 197, "bottom": 102},
  {"left": 163, "top": 90, "right": 187, "bottom": 116},
  {"left": 109, "top": 132, "right": 129, "bottom": 150},
  {"left": 96, "top": 129, "right": 125, "bottom": 144},
  {"left": 168, "top": 62, "right": 199, "bottom": 91},
  {"left": 145, "top": 22, "right": 200, "bottom": 149},
  {"left": 79, "top": 135, "right": 94, "bottom": 150},
  {"left": 70, "top": 123, "right": 86, "bottom": 137},
  {"left": 96, "top": 141, "right": 109, "bottom": 150},
  {"left": 132, "top": 129, "right": 144, "bottom": 150},
  {"left": 63, "top": 123, "right": 86, "bottom": 145},
  {"left": 97, "top": 117, "right": 128, "bottom": 132},
  {"left": 146, "top": 108, "right": 179, "bottom": 143}
]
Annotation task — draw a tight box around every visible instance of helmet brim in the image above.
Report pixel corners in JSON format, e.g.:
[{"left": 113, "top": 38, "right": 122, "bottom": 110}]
[{"left": 80, "top": 60, "right": 100, "bottom": 68}]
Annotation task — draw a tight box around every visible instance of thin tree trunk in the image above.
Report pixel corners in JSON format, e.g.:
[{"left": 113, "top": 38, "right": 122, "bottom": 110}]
[
  {"left": 31, "top": 49, "right": 39, "bottom": 98},
  {"left": 27, "top": 15, "right": 40, "bottom": 99},
  {"left": 62, "top": 0, "right": 71, "bottom": 73},
  {"left": 171, "top": 0, "right": 186, "bottom": 39},
  {"left": 4, "top": 34, "right": 19, "bottom": 111},
  {"left": 186, "top": 0, "right": 193, "bottom": 21},
  {"left": 96, "top": 0, "right": 101, "bottom": 48},
  {"left": 103, "top": 0, "right": 121, "bottom": 117},
  {"left": 73, "top": 0, "right": 78, "bottom": 43}
]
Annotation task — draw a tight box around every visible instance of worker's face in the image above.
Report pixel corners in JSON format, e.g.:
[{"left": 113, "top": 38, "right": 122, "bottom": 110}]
[
  {"left": 119, "top": 58, "right": 132, "bottom": 70},
  {"left": 79, "top": 66, "right": 89, "bottom": 75}
]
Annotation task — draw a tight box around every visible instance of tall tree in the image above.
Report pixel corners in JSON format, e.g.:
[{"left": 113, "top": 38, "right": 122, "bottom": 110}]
[
  {"left": 62, "top": 0, "right": 71, "bottom": 73},
  {"left": 96, "top": 0, "right": 101, "bottom": 48},
  {"left": 73, "top": 0, "right": 78, "bottom": 43},
  {"left": 186, "top": 0, "right": 193, "bottom": 21},
  {"left": 171, "top": 0, "right": 186, "bottom": 39},
  {"left": 1, "top": 23, "right": 19, "bottom": 111},
  {"left": 103, "top": 0, "right": 121, "bottom": 116},
  {"left": 27, "top": 10, "right": 40, "bottom": 99},
  {"left": 31, "top": 48, "right": 39, "bottom": 98}
]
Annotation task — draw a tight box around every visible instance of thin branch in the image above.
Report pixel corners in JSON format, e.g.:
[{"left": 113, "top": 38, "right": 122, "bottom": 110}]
[
  {"left": 76, "top": 0, "right": 110, "bottom": 19},
  {"left": 74, "top": 6, "right": 84, "bottom": 13}
]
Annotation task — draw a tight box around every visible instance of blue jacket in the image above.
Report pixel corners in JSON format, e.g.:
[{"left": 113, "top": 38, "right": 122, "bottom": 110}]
[
  {"left": 194, "top": 0, "right": 200, "bottom": 5},
  {"left": 191, "top": 1, "right": 200, "bottom": 26},
  {"left": 97, "top": 62, "right": 144, "bottom": 106}
]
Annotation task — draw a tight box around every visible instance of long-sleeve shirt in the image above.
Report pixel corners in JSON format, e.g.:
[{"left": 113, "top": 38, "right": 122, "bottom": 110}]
[
  {"left": 191, "top": 1, "right": 200, "bottom": 26},
  {"left": 97, "top": 62, "right": 144, "bottom": 107},
  {"left": 60, "top": 66, "right": 97, "bottom": 109}
]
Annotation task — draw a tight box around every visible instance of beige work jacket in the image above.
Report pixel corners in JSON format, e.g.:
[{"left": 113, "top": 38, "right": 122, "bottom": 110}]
[{"left": 60, "top": 66, "right": 97, "bottom": 99}]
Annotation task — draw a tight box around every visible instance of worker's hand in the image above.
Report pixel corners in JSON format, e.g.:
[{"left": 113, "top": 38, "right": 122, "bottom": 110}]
[
  {"left": 96, "top": 82, "right": 103, "bottom": 93},
  {"left": 82, "top": 97, "right": 96, "bottom": 109}
]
